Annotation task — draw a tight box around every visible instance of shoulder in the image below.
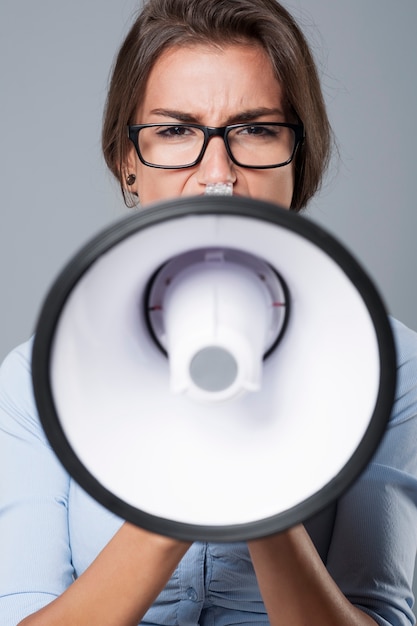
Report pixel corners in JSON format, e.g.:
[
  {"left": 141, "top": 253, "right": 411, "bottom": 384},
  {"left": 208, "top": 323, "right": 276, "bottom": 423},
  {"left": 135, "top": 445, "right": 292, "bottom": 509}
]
[
  {"left": 0, "top": 336, "right": 33, "bottom": 380},
  {"left": 390, "top": 316, "right": 417, "bottom": 364},
  {"left": 0, "top": 337, "right": 48, "bottom": 444},
  {"left": 389, "top": 317, "right": 417, "bottom": 427}
]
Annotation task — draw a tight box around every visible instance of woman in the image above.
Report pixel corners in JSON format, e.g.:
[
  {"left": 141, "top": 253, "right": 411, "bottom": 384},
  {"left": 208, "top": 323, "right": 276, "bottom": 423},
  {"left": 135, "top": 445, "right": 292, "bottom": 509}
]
[{"left": 1, "top": 1, "right": 417, "bottom": 624}]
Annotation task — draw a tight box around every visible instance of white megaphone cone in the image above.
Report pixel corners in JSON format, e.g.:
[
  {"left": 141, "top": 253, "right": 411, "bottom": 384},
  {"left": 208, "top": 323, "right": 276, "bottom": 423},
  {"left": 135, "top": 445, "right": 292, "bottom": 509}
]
[{"left": 31, "top": 195, "right": 396, "bottom": 541}]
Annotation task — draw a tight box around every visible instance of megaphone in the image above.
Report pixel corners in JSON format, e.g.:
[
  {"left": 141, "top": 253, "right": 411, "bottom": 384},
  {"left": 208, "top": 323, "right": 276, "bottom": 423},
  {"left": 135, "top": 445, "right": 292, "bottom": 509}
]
[{"left": 31, "top": 196, "right": 396, "bottom": 541}]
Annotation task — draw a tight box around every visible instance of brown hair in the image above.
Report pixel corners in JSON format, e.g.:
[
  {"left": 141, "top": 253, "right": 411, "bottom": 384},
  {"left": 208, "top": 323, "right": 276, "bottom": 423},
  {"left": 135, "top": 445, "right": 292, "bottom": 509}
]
[{"left": 102, "top": 0, "right": 332, "bottom": 211}]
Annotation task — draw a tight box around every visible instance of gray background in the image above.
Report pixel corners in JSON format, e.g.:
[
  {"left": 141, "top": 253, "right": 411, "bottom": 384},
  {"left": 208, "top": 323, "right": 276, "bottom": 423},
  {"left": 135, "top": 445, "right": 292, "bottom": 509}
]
[
  {"left": 0, "top": 0, "right": 416, "bottom": 361},
  {"left": 1, "top": 0, "right": 417, "bottom": 608}
]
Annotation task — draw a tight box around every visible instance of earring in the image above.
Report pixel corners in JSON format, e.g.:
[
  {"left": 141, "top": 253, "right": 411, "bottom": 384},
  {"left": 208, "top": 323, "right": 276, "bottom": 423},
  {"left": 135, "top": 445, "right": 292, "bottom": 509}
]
[{"left": 126, "top": 173, "right": 136, "bottom": 186}]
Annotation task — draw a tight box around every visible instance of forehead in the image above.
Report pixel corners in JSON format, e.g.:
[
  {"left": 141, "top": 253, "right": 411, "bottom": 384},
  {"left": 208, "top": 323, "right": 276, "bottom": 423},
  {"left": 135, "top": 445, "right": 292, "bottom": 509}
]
[{"left": 136, "top": 43, "right": 285, "bottom": 124}]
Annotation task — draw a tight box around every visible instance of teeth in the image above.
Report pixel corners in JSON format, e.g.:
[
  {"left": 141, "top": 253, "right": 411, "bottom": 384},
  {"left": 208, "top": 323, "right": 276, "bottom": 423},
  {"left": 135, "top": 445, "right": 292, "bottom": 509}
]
[{"left": 204, "top": 183, "right": 233, "bottom": 196}]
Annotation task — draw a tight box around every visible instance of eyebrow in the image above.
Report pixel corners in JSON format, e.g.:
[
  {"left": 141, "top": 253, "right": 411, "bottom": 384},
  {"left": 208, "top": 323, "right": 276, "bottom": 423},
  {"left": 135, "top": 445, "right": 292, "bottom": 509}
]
[{"left": 148, "top": 107, "right": 285, "bottom": 125}]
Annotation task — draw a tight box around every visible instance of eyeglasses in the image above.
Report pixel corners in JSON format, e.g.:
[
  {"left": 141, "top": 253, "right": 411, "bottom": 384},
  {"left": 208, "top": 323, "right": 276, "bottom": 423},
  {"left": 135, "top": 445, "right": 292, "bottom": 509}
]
[{"left": 127, "top": 122, "right": 304, "bottom": 170}]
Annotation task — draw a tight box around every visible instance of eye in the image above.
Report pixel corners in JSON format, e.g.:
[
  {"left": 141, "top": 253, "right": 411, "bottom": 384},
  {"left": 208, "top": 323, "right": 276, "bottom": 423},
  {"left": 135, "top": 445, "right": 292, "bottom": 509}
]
[
  {"left": 156, "top": 125, "right": 196, "bottom": 139},
  {"left": 240, "top": 125, "right": 279, "bottom": 137}
]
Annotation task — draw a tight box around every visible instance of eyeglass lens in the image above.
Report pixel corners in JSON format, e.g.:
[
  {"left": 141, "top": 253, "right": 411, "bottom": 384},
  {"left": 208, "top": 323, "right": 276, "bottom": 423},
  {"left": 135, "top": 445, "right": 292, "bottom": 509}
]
[{"left": 137, "top": 125, "right": 297, "bottom": 168}]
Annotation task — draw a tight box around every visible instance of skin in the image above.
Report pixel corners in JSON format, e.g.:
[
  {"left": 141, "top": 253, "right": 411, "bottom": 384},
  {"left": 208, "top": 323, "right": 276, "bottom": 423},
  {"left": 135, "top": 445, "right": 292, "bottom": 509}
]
[{"left": 20, "top": 44, "right": 377, "bottom": 626}]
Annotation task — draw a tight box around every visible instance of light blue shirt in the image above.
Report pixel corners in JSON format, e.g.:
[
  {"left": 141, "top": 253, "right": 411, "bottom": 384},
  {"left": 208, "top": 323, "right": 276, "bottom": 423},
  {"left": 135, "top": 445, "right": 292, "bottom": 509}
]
[{"left": 1, "top": 317, "right": 417, "bottom": 625}]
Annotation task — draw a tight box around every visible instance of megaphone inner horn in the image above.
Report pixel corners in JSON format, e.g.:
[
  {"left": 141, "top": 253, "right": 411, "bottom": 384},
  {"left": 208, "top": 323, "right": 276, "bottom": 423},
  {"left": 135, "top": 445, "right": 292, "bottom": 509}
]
[{"left": 146, "top": 247, "right": 289, "bottom": 401}]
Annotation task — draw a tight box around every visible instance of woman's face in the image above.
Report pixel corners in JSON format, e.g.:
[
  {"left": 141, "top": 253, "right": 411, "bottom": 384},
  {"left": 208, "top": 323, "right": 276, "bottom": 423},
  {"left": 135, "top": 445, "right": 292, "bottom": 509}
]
[{"left": 126, "top": 43, "right": 295, "bottom": 208}]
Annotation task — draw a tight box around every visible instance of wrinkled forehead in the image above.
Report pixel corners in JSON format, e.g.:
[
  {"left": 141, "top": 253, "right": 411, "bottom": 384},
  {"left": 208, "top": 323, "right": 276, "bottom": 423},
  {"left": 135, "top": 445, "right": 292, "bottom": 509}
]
[{"left": 135, "top": 43, "right": 286, "bottom": 125}]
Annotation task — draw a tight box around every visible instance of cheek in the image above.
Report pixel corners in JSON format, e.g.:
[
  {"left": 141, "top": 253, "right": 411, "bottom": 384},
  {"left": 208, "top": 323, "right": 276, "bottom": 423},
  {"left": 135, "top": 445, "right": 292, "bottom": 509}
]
[
  {"left": 136, "top": 166, "right": 192, "bottom": 206},
  {"left": 274, "top": 168, "right": 295, "bottom": 208},
  {"left": 247, "top": 167, "right": 294, "bottom": 209}
]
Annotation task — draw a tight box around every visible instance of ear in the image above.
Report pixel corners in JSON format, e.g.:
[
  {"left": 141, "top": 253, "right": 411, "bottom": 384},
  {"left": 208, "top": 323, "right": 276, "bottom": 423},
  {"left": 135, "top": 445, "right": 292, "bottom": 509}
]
[{"left": 122, "top": 146, "right": 139, "bottom": 196}]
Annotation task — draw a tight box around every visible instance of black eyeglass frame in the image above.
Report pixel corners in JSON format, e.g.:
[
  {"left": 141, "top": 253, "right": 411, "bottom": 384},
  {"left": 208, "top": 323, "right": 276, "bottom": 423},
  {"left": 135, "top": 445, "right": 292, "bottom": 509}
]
[{"left": 127, "top": 122, "right": 304, "bottom": 170}]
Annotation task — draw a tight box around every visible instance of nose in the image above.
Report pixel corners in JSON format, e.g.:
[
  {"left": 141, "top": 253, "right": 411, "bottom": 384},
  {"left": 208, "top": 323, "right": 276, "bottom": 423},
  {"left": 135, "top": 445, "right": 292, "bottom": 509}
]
[{"left": 197, "top": 137, "right": 236, "bottom": 188}]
